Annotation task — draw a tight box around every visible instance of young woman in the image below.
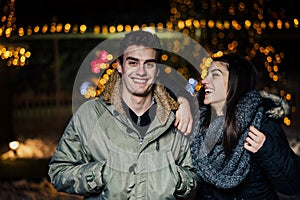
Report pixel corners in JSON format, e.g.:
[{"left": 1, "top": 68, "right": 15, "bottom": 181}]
[{"left": 190, "top": 53, "right": 300, "bottom": 199}]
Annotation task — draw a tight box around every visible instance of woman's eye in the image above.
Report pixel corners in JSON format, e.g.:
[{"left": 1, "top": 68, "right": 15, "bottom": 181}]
[{"left": 212, "top": 73, "right": 220, "bottom": 77}]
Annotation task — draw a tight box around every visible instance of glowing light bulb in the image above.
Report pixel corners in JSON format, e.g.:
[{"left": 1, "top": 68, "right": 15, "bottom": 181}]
[{"left": 9, "top": 141, "right": 20, "bottom": 150}]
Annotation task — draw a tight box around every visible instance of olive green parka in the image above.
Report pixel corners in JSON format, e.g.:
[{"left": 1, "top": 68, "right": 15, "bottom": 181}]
[{"left": 48, "top": 80, "right": 199, "bottom": 200}]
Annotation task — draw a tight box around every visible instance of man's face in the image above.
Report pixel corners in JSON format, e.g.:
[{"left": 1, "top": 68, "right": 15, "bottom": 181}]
[{"left": 117, "top": 45, "right": 159, "bottom": 97}]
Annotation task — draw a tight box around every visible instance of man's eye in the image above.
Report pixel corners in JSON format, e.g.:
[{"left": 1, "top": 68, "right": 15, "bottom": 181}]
[
  {"left": 145, "top": 62, "right": 155, "bottom": 68},
  {"left": 128, "top": 61, "right": 138, "bottom": 66}
]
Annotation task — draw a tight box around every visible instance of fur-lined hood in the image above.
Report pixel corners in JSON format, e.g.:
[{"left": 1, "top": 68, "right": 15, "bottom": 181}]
[{"left": 260, "top": 90, "right": 290, "bottom": 120}]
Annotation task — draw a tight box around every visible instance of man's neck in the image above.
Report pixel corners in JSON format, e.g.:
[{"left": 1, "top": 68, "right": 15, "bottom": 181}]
[{"left": 122, "top": 93, "right": 153, "bottom": 116}]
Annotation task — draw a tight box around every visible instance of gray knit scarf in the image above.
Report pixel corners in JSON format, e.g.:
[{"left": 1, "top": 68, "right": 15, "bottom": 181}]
[{"left": 190, "top": 90, "right": 264, "bottom": 189}]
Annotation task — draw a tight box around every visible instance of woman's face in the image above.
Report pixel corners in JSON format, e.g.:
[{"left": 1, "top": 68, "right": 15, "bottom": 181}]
[{"left": 201, "top": 61, "right": 229, "bottom": 115}]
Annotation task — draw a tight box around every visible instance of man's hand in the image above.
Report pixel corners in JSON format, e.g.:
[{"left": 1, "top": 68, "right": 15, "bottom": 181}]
[{"left": 174, "top": 97, "right": 193, "bottom": 136}]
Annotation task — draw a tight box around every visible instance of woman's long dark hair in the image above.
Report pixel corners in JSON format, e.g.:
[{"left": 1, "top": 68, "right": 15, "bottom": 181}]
[{"left": 198, "top": 53, "right": 259, "bottom": 155}]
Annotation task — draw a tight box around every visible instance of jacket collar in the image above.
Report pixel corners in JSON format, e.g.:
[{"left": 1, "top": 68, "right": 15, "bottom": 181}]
[{"left": 108, "top": 77, "right": 174, "bottom": 125}]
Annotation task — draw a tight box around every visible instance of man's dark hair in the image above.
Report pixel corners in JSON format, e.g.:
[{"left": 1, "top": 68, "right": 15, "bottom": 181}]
[{"left": 118, "top": 30, "right": 162, "bottom": 64}]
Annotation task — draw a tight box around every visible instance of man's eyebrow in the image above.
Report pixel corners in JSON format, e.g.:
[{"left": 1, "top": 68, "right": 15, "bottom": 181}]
[
  {"left": 144, "top": 59, "right": 157, "bottom": 63},
  {"left": 125, "top": 57, "right": 157, "bottom": 63},
  {"left": 125, "top": 56, "right": 138, "bottom": 61}
]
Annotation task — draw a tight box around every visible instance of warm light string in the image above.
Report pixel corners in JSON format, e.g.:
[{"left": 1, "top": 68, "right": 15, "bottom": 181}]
[
  {"left": 2, "top": 18, "right": 298, "bottom": 68},
  {"left": 11, "top": 18, "right": 298, "bottom": 84},
  {"left": 12, "top": 21, "right": 298, "bottom": 126},
  {"left": 0, "top": 0, "right": 31, "bottom": 67},
  {"left": 12, "top": 18, "right": 300, "bottom": 36}
]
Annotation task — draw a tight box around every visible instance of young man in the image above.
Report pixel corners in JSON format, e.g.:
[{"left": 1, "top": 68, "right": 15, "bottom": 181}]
[{"left": 48, "top": 30, "right": 199, "bottom": 199}]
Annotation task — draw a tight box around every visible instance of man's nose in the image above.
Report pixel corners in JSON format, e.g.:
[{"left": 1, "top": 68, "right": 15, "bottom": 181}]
[{"left": 136, "top": 64, "right": 146, "bottom": 75}]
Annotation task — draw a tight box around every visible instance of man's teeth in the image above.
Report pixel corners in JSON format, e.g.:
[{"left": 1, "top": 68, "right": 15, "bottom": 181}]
[{"left": 134, "top": 79, "right": 146, "bottom": 83}]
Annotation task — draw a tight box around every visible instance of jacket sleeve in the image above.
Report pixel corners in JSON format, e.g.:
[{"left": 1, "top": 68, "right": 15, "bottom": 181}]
[
  {"left": 48, "top": 113, "right": 106, "bottom": 196},
  {"left": 174, "top": 133, "right": 201, "bottom": 198},
  {"left": 253, "top": 119, "right": 300, "bottom": 195}
]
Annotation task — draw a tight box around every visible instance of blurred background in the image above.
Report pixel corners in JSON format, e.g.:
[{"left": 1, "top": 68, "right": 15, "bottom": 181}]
[{"left": 0, "top": 0, "right": 299, "bottom": 199}]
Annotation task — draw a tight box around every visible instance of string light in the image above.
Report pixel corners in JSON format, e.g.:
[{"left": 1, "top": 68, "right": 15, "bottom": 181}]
[{"left": 0, "top": 0, "right": 31, "bottom": 67}]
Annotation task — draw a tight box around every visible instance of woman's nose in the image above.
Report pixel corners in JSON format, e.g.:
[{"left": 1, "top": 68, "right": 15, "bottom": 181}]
[{"left": 201, "top": 77, "right": 208, "bottom": 84}]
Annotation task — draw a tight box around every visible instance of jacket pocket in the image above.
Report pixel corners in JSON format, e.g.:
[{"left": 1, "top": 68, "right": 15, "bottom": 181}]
[
  {"left": 145, "top": 150, "right": 179, "bottom": 199},
  {"left": 102, "top": 148, "right": 136, "bottom": 199}
]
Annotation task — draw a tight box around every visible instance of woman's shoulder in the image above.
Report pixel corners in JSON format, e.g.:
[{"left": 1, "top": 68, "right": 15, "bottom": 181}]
[
  {"left": 260, "top": 90, "right": 289, "bottom": 121},
  {"left": 260, "top": 118, "right": 283, "bottom": 136},
  {"left": 260, "top": 116, "right": 291, "bottom": 151}
]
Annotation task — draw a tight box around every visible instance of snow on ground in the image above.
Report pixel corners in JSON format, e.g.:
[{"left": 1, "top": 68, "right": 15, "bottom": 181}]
[{"left": 0, "top": 178, "right": 83, "bottom": 200}]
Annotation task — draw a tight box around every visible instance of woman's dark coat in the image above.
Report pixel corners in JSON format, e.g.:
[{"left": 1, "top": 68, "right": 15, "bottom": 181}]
[{"left": 193, "top": 91, "right": 300, "bottom": 200}]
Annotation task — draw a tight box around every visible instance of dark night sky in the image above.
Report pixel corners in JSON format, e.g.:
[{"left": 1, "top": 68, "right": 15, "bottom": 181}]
[
  {"left": 13, "top": 0, "right": 299, "bottom": 25},
  {"left": 14, "top": 0, "right": 170, "bottom": 26}
]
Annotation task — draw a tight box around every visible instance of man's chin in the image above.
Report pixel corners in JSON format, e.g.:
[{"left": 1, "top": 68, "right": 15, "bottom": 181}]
[
  {"left": 131, "top": 88, "right": 152, "bottom": 97},
  {"left": 132, "top": 91, "right": 149, "bottom": 97}
]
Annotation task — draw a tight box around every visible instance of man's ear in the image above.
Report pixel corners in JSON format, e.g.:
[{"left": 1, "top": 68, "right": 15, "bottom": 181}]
[
  {"left": 116, "top": 59, "right": 122, "bottom": 73},
  {"left": 156, "top": 68, "right": 160, "bottom": 77}
]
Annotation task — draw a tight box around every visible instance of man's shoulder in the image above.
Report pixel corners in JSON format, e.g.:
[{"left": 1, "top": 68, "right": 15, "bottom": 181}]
[{"left": 75, "top": 98, "right": 107, "bottom": 116}]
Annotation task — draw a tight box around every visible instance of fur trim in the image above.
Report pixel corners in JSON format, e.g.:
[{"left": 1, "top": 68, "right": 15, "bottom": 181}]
[
  {"left": 259, "top": 90, "right": 290, "bottom": 119},
  {"left": 101, "top": 71, "right": 179, "bottom": 124},
  {"left": 102, "top": 70, "right": 119, "bottom": 104},
  {"left": 153, "top": 83, "right": 179, "bottom": 124}
]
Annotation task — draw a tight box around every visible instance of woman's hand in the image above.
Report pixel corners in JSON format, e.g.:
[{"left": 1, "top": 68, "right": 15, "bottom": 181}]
[
  {"left": 174, "top": 96, "right": 193, "bottom": 136},
  {"left": 244, "top": 126, "right": 266, "bottom": 153}
]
